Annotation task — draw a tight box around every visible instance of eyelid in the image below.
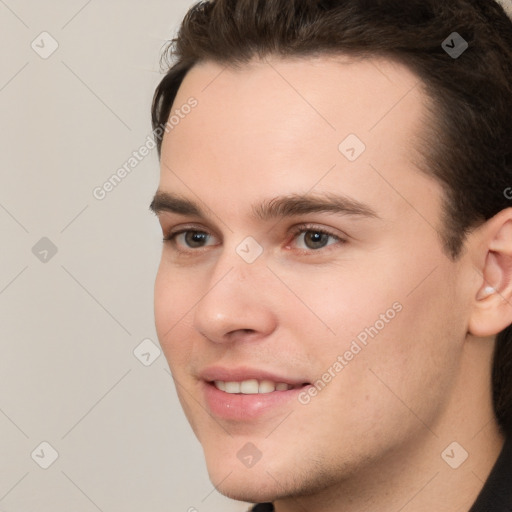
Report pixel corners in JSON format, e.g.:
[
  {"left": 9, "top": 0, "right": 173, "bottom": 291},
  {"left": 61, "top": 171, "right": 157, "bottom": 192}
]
[
  {"left": 161, "top": 222, "right": 347, "bottom": 254},
  {"left": 285, "top": 223, "right": 347, "bottom": 252},
  {"left": 163, "top": 222, "right": 217, "bottom": 238},
  {"left": 162, "top": 223, "right": 221, "bottom": 251}
]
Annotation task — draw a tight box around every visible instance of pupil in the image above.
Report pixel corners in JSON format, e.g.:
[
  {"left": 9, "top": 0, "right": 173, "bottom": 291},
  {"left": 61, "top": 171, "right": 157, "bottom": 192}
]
[
  {"left": 306, "top": 231, "right": 328, "bottom": 249},
  {"left": 186, "top": 232, "right": 207, "bottom": 247}
]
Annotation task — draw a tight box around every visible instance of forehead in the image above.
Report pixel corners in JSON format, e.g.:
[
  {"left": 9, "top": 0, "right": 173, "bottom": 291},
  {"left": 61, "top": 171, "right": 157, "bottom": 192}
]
[{"left": 158, "top": 55, "right": 440, "bottom": 224}]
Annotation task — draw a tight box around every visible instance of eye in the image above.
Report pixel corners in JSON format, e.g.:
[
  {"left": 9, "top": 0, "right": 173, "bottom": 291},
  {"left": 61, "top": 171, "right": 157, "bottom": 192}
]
[
  {"left": 292, "top": 226, "right": 344, "bottom": 251},
  {"left": 165, "top": 229, "right": 217, "bottom": 250}
]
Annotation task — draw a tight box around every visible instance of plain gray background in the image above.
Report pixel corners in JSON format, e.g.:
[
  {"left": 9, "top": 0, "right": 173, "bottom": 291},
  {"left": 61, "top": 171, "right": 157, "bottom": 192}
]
[{"left": 0, "top": 1, "right": 248, "bottom": 510}]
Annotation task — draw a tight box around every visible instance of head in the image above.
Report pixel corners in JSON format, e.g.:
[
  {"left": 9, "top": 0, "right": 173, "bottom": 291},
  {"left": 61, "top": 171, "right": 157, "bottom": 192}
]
[{"left": 150, "top": 0, "right": 512, "bottom": 504}]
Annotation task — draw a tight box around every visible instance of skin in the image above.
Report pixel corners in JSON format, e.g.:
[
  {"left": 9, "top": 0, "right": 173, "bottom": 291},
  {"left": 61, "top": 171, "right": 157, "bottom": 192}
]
[{"left": 151, "top": 55, "right": 512, "bottom": 511}]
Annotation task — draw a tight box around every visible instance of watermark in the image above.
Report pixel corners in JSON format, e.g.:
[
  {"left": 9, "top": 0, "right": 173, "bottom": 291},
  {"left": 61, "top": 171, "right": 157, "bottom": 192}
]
[
  {"left": 441, "top": 441, "right": 468, "bottom": 469},
  {"left": 92, "top": 97, "right": 198, "bottom": 201},
  {"left": 237, "top": 442, "right": 263, "bottom": 468},
  {"left": 31, "top": 441, "right": 59, "bottom": 469},
  {"left": 133, "top": 338, "right": 161, "bottom": 367},
  {"left": 298, "top": 301, "right": 403, "bottom": 405},
  {"left": 236, "top": 236, "right": 264, "bottom": 264},
  {"left": 504, "top": 187, "right": 512, "bottom": 200},
  {"left": 31, "top": 31, "right": 59, "bottom": 60},
  {"left": 32, "top": 237, "right": 58, "bottom": 263},
  {"left": 441, "top": 32, "right": 468, "bottom": 59},
  {"left": 338, "top": 133, "right": 366, "bottom": 162}
]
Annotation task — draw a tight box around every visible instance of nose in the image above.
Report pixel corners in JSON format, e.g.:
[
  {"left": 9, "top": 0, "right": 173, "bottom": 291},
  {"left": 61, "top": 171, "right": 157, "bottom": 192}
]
[{"left": 192, "top": 254, "right": 278, "bottom": 344}]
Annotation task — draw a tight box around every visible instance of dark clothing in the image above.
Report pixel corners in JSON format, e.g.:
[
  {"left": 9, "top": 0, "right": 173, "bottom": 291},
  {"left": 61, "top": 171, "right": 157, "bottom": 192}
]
[
  {"left": 469, "top": 437, "right": 512, "bottom": 511},
  {"left": 249, "top": 437, "right": 512, "bottom": 512}
]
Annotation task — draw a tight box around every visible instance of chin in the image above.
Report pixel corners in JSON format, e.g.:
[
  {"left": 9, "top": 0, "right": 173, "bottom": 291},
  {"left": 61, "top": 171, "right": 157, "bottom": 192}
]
[
  {"left": 210, "top": 474, "right": 279, "bottom": 505},
  {"left": 203, "top": 450, "right": 283, "bottom": 503}
]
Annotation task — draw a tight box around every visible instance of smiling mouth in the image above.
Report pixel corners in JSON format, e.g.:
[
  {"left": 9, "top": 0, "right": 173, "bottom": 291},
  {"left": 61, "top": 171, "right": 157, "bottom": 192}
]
[{"left": 210, "top": 379, "right": 310, "bottom": 394}]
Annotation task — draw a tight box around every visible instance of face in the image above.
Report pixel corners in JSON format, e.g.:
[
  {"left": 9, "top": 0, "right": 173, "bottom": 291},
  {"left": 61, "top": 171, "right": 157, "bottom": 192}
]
[{"left": 152, "top": 56, "right": 474, "bottom": 503}]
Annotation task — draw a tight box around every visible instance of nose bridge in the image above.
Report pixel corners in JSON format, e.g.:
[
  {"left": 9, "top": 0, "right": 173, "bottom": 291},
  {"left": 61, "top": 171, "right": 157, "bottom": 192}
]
[
  {"left": 208, "top": 233, "right": 267, "bottom": 291},
  {"left": 201, "top": 242, "right": 263, "bottom": 311},
  {"left": 192, "top": 240, "right": 276, "bottom": 341}
]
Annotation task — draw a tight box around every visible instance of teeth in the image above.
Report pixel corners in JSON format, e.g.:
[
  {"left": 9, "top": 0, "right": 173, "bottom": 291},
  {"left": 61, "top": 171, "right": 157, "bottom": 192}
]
[
  {"left": 225, "top": 381, "right": 241, "bottom": 393},
  {"left": 259, "top": 380, "right": 276, "bottom": 393},
  {"left": 213, "top": 379, "right": 293, "bottom": 394},
  {"left": 214, "top": 380, "right": 226, "bottom": 391},
  {"left": 240, "top": 379, "right": 259, "bottom": 394}
]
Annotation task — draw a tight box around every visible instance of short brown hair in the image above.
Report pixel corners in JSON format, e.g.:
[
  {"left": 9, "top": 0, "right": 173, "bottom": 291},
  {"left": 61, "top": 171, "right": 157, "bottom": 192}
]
[{"left": 151, "top": 0, "right": 512, "bottom": 435}]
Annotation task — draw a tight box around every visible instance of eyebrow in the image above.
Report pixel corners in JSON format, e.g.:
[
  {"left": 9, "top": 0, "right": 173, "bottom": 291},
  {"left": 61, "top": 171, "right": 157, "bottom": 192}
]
[{"left": 149, "top": 191, "right": 379, "bottom": 221}]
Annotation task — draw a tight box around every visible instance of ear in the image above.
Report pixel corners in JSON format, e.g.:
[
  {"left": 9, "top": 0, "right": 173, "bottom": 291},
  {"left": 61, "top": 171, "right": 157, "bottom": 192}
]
[{"left": 468, "top": 208, "right": 512, "bottom": 337}]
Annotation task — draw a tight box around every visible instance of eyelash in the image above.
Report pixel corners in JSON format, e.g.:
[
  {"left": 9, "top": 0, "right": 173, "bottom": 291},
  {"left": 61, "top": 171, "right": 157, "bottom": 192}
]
[
  {"left": 287, "top": 224, "right": 345, "bottom": 253},
  {"left": 162, "top": 223, "right": 346, "bottom": 255}
]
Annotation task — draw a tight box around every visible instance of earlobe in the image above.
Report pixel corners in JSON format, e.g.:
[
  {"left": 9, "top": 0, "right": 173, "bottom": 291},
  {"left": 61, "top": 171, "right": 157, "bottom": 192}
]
[
  {"left": 468, "top": 209, "right": 512, "bottom": 338},
  {"left": 476, "top": 285, "right": 496, "bottom": 301}
]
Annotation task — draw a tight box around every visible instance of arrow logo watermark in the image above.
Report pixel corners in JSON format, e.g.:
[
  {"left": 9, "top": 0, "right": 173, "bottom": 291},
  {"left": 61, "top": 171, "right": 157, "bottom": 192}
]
[
  {"left": 338, "top": 133, "right": 366, "bottom": 162},
  {"left": 442, "top": 32, "right": 468, "bottom": 59},
  {"left": 31, "top": 31, "right": 59, "bottom": 59},
  {"left": 31, "top": 441, "right": 59, "bottom": 469},
  {"left": 236, "top": 236, "right": 263, "bottom": 264},
  {"left": 32, "top": 237, "right": 58, "bottom": 263},
  {"left": 441, "top": 441, "right": 468, "bottom": 469},
  {"left": 133, "top": 338, "right": 161, "bottom": 367},
  {"left": 237, "top": 442, "right": 263, "bottom": 468}
]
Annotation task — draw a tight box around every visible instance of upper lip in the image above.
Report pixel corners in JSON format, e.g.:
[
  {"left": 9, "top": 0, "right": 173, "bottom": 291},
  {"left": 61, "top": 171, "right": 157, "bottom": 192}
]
[{"left": 199, "top": 366, "right": 309, "bottom": 386}]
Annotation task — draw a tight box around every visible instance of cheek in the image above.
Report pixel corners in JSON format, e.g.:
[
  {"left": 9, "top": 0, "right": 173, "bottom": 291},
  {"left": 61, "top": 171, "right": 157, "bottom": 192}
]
[
  {"left": 295, "top": 296, "right": 461, "bottom": 464},
  {"left": 271, "top": 263, "right": 374, "bottom": 328},
  {"left": 153, "top": 262, "right": 196, "bottom": 365},
  {"left": 343, "top": 269, "right": 464, "bottom": 426},
  {"left": 302, "top": 257, "right": 464, "bottom": 419},
  {"left": 277, "top": 267, "right": 402, "bottom": 358},
  {"left": 154, "top": 265, "right": 173, "bottom": 340},
  {"left": 154, "top": 257, "right": 199, "bottom": 324}
]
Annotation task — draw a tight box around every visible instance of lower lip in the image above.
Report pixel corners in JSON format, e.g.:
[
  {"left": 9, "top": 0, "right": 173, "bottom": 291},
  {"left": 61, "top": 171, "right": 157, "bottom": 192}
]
[{"left": 202, "top": 381, "right": 308, "bottom": 421}]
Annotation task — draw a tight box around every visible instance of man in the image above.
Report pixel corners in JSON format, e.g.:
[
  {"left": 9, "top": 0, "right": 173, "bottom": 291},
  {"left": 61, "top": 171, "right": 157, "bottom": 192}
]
[{"left": 149, "top": 1, "right": 512, "bottom": 510}]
